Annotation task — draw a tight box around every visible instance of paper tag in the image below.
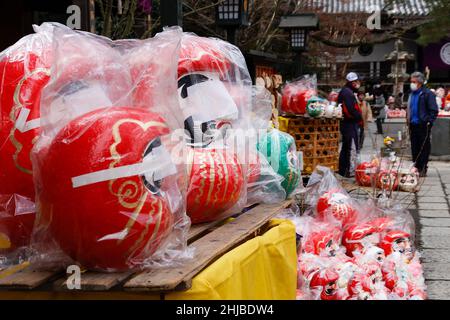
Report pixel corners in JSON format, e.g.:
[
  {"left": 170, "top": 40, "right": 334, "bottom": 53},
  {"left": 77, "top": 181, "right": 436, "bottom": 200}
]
[{"left": 178, "top": 75, "right": 238, "bottom": 123}]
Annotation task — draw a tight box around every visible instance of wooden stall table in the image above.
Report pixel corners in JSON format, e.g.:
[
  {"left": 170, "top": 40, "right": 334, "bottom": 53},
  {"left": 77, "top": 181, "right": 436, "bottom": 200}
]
[{"left": 0, "top": 201, "right": 297, "bottom": 300}]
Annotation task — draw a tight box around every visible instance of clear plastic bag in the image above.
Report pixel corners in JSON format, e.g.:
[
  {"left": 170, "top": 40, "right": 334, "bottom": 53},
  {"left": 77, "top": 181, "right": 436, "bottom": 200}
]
[
  {"left": 296, "top": 165, "right": 425, "bottom": 299},
  {"left": 306, "top": 166, "right": 361, "bottom": 227},
  {"left": 177, "top": 32, "right": 252, "bottom": 224},
  {"left": 0, "top": 24, "right": 53, "bottom": 267},
  {"left": 355, "top": 154, "right": 380, "bottom": 187},
  {"left": 280, "top": 75, "right": 317, "bottom": 115},
  {"left": 31, "top": 23, "right": 190, "bottom": 272},
  {"left": 246, "top": 86, "right": 286, "bottom": 205},
  {"left": 257, "top": 128, "right": 303, "bottom": 198}
]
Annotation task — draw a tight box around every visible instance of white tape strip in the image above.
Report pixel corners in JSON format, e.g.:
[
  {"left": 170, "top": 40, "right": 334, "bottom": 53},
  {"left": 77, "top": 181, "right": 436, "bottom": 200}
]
[
  {"left": 15, "top": 108, "right": 41, "bottom": 133},
  {"left": 71, "top": 146, "right": 177, "bottom": 188}
]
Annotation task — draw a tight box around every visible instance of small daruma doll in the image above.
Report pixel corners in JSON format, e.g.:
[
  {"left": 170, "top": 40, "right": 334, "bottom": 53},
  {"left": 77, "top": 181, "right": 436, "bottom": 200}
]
[
  {"left": 342, "top": 223, "right": 379, "bottom": 257},
  {"left": 377, "top": 170, "right": 399, "bottom": 190},
  {"left": 306, "top": 96, "right": 326, "bottom": 118},
  {"left": 0, "top": 30, "right": 52, "bottom": 253},
  {"left": 398, "top": 167, "right": 419, "bottom": 193},
  {"left": 316, "top": 190, "right": 358, "bottom": 226},
  {"left": 355, "top": 161, "right": 378, "bottom": 187},
  {"left": 38, "top": 107, "right": 176, "bottom": 271},
  {"left": 257, "top": 129, "right": 300, "bottom": 197}
]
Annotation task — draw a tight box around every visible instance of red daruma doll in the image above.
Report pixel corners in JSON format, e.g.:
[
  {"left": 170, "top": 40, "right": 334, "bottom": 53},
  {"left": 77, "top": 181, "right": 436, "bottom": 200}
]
[
  {"left": 0, "top": 27, "right": 52, "bottom": 254},
  {"left": 177, "top": 34, "right": 246, "bottom": 223},
  {"left": 37, "top": 107, "right": 177, "bottom": 271}
]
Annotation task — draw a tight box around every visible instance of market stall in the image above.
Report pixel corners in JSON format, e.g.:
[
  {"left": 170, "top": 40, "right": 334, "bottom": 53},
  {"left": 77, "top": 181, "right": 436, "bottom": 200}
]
[
  {"left": 0, "top": 22, "right": 302, "bottom": 300},
  {"left": 278, "top": 75, "right": 342, "bottom": 175}
]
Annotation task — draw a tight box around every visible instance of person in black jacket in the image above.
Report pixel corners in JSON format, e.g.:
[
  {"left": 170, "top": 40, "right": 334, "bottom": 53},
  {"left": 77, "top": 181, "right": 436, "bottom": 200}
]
[
  {"left": 407, "top": 71, "right": 439, "bottom": 177},
  {"left": 338, "top": 72, "right": 363, "bottom": 177}
]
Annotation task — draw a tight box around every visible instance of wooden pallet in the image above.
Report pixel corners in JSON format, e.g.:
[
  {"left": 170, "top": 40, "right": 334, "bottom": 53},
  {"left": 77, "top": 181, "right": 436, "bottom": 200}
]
[{"left": 0, "top": 200, "right": 293, "bottom": 294}]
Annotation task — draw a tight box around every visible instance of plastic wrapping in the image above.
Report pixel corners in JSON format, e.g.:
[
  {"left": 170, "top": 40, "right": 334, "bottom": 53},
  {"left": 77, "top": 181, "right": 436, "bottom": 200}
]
[
  {"left": 256, "top": 128, "right": 302, "bottom": 198},
  {"left": 355, "top": 154, "right": 380, "bottom": 187},
  {"left": 292, "top": 165, "right": 425, "bottom": 300},
  {"left": 246, "top": 86, "right": 286, "bottom": 205},
  {"left": 280, "top": 75, "right": 317, "bottom": 115},
  {"left": 178, "top": 33, "right": 252, "bottom": 224},
  {"left": 31, "top": 23, "right": 190, "bottom": 272},
  {"left": 0, "top": 24, "right": 53, "bottom": 266},
  {"left": 306, "top": 166, "right": 361, "bottom": 228}
]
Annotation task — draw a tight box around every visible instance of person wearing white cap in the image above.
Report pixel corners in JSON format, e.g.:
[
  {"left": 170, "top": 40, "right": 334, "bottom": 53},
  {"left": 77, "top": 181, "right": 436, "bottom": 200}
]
[{"left": 337, "top": 72, "right": 363, "bottom": 177}]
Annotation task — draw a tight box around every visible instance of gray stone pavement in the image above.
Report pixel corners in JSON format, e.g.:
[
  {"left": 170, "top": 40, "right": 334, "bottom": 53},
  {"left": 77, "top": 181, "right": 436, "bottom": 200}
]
[{"left": 359, "top": 123, "right": 450, "bottom": 300}]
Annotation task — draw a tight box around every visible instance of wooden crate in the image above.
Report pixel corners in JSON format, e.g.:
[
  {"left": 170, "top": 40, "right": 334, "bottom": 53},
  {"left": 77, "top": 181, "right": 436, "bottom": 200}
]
[
  {"left": 279, "top": 116, "right": 340, "bottom": 175},
  {"left": 0, "top": 200, "right": 293, "bottom": 297}
]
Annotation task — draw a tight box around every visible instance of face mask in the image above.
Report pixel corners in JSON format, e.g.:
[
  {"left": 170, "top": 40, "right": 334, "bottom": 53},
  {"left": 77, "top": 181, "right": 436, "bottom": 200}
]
[{"left": 410, "top": 83, "right": 418, "bottom": 91}]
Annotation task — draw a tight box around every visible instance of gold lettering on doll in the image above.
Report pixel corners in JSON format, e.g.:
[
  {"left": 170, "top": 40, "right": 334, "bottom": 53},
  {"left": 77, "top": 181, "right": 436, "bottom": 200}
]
[
  {"left": 108, "top": 118, "right": 167, "bottom": 240},
  {"left": 221, "top": 151, "right": 230, "bottom": 206},
  {"left": 9, "top": 68, "right": 50, "bottom": 174},
  {"left": 126, "top": 196, "right": 162, "bottom": 255},
  {"left": 194, "top": 152, "right": 208, "bottom": 207},
  {"left": 205, "top": 152, "right": 216, "bottom": 207}
]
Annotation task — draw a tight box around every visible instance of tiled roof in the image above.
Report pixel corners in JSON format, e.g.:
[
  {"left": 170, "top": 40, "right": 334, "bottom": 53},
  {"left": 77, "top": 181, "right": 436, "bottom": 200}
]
[{"left": 301, "top": 0, "right": 432, "bottom": 16}]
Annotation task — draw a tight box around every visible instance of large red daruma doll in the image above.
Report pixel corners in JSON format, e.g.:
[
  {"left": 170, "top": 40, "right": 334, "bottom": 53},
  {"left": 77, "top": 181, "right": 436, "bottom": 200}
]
[
  {"left": 187, "top": 148, "right": 244, "bottom": 224},
  {"left": 0, "top": 34, "right": 52, "bottom": 253},
  {"left": 177, "top": 35, "right": 246, "bottom": 222},
  {"left": 177, "top": 34, "right": 240, "bottom": 147},
  {"left": 38, "top": 107, "right": 175, "bottom": 271}
]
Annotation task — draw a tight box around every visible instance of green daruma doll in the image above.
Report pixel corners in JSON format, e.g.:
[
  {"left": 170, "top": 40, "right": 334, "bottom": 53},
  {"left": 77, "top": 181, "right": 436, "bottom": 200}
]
[{"left": 257, "top": 129, "right": 300, "bottom": 197}]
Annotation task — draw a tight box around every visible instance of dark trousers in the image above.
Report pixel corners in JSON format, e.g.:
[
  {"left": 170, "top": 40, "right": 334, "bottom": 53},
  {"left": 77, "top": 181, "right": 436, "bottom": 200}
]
[
  {"left": 358, "top": 127, "right": 365, "bottom": 151},
  {"left": 410, "top": 123, "right": 432, "bottom": 173},
  {"left": 376, "top": 118, "right": 384, "bottom": 134},
  {"left": 339, "top": 122, "right": 359, "bottom": 177}
]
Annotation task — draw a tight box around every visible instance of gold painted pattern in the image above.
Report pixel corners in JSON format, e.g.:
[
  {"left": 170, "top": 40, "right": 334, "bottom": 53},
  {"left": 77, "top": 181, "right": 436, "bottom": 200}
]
[
  {"left": 203, "top": 151, "right": 216, "bottom": 218},
  {"left": 107, "top": 118, "right": 167, "bottom": 244},
  {"left": 9, "top": 68, "right": 50, "bottom": 174},
  {"left": 194, "top": 151, "right": 208, "bottom": 207}
]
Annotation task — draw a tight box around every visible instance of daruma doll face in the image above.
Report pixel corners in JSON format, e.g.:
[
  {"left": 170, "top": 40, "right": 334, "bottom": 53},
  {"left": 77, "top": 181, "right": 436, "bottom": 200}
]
[{"left": 38, "top": 107, "right": 175, "bottom": 271}]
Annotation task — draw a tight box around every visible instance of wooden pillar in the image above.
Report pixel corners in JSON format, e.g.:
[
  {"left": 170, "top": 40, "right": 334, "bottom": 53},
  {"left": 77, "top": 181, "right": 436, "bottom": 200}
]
[{"left": 160, "top": 0, "right": 182, "bottom": 27}]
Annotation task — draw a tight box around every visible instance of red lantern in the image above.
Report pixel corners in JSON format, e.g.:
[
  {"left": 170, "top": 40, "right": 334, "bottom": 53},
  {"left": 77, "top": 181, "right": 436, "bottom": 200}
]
[
  {"left": 355, "top": 162, "right": 377, "bottom": 187},
  {"left": 0, "top": 44, "right": 51, "bottom": 252},
  {"left": 38, "top": 107, "right": 174, "bottom": 271},
  {"left": 187, "top": 148, "right": 244, "bottom": 224},
  {"left": 377, "top": 170, "right": 399, "bottom": 190},
  {"left": 316, "top": 190, "right": 358, "bottom": 226}
]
